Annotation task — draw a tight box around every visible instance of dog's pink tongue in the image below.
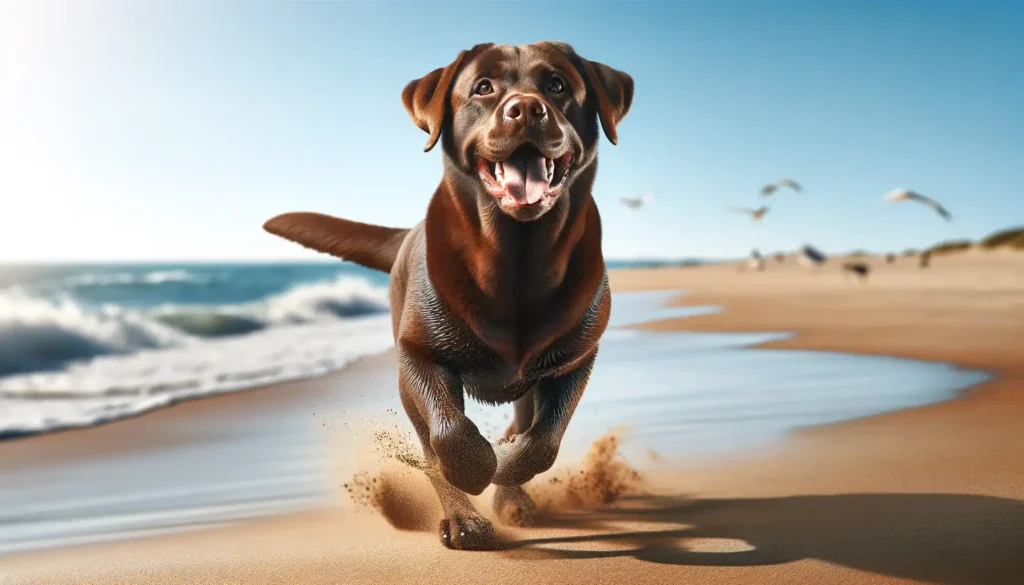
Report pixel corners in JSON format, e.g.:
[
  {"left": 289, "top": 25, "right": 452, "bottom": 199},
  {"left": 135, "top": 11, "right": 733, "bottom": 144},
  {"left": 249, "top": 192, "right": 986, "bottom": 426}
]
[{"left": 500, "top": 155, "right": 550, "bottom": 205}]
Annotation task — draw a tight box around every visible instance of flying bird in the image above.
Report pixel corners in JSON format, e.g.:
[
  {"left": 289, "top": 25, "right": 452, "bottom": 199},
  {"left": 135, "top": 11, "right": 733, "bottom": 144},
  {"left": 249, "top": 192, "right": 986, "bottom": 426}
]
[
  {"left": 761, "top": 178, "right": 803, "bottom": 196},
  {"left": 883, "top": 188, "right": 952, "bottom": 220},
  {"left": 730, "top": 206, "right": 770, "bottom": 220},
  {"left": 620, "top": 192, "right": 654, "bottom": 210}
]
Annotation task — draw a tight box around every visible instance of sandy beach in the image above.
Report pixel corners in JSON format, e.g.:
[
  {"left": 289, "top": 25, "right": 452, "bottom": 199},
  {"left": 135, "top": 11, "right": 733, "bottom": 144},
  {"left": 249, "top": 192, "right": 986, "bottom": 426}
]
[{"left": 2, "top": 250, "right": 1023, "bottom": 585}]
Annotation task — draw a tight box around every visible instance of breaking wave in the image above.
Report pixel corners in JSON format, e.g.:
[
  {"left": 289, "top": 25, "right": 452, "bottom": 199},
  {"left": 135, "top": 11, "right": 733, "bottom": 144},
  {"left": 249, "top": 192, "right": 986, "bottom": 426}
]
[{"left": 0, "top": 275, "right": 390, "bottom": 378}]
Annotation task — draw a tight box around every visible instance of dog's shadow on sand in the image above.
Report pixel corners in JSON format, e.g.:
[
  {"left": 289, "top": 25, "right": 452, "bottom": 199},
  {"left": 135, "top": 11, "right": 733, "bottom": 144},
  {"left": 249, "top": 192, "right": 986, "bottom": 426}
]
[{"left": 501, "top": 493, "right": 1024, "bottom": 585}]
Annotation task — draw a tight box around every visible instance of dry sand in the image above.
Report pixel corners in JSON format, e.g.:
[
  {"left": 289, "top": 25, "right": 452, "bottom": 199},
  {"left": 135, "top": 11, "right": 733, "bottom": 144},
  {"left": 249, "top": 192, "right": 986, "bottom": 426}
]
[{"left": 2, "top": 250, "right": 1023, "bottom": 585}]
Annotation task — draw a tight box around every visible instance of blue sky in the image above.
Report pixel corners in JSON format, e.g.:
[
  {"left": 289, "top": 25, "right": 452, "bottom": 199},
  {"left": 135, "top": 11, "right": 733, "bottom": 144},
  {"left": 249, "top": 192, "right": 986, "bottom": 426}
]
[{"left": 2, "top": 0, "right": 1021, "bottom": 262}]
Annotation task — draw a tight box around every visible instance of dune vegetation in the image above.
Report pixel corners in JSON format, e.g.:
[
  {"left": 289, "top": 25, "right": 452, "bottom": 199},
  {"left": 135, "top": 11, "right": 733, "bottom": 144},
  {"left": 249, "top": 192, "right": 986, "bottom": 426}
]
[
  {"left": 926, "top": 239, "right": 974, "bottom": 256},
  {"left": 921, "top": 226, "right": 1024, "bottom": 257},
  {"left": 978, "top": 226, "right": 1024, "bottom": 250}
]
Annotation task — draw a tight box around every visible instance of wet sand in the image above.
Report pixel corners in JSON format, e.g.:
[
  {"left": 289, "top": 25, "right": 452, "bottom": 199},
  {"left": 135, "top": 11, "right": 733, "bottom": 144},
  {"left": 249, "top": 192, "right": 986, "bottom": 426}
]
[{"left": 2, "top": 250, "right": 1023, "bottom": 584}]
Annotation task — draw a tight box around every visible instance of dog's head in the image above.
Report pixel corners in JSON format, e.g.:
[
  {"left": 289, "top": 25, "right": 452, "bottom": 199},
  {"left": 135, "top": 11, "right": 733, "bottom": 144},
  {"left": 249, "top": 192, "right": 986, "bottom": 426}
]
[{"left": 403, "top": 42, "right": 633, "bottom": 222}]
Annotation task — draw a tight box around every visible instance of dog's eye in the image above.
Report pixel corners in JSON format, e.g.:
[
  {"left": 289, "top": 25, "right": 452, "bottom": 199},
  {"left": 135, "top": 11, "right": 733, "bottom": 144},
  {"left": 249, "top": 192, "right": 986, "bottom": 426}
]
[
  {"left": 547, "top": 76, "right": 565, "bottom": 94},
  {"left": 474, "top": 80, "right": 494, "bottom": 96}
]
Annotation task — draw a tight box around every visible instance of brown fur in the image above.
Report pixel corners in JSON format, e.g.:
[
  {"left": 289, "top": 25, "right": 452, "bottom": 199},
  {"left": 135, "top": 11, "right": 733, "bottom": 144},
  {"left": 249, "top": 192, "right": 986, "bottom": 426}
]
[
  {"left": 263, "top": 41, "right": 632, "bottom": 550},
  {"left": 263, "top": 213, "right": 408, "bottom": 273}
]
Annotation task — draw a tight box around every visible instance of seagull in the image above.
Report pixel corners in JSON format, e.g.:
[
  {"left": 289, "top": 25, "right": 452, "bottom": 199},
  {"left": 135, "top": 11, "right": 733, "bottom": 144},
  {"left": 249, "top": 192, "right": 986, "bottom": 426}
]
[
  {"left": 748, "top": 249, "right": 765, "bottom": 271},
  {"left": 730, "top": 206, "right": 770, "bottom": 220},
  {"left": 920, "top": 250, "right": 932, "bottom": 268},
  {"left": 883, "top": 188, "right": 952, "bottom": 220},
  {"left": 620, "top": 192, "right": 654, "bottom": 210},
  {"left": 761, "top": 178, "right": 803, "bottom": 196},
  {"left": 842, "top": 261, "right": 871, "bottom": 282},
  {"left": 799, "top": 244, "right": 828, "bottom": 269}
]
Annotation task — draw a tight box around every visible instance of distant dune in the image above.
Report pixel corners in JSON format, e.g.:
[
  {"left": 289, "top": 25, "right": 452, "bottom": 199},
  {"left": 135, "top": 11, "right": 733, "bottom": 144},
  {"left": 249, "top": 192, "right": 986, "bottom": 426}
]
[
  {"left": 924, "top": 225, "right": 1024, "bottom": 257},
  {"left": 927, "top": 239, "right": 974, "bottom": 256},
  {"left": 979, "top": 226, "right": 1024, "bottom": 250}
]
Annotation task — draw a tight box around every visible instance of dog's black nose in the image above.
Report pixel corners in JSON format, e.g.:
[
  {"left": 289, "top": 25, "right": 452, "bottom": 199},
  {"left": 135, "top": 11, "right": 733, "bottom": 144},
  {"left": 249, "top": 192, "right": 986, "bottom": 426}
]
[{"left": 503, "top": 95, "right": 547, "bottom": 123}]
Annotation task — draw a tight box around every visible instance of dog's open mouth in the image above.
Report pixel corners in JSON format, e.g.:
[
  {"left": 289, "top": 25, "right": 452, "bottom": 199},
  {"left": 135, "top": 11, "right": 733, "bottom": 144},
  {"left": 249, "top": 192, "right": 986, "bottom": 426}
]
[{"left": 477, "top": 144, "right": 573, "bottom": 207}]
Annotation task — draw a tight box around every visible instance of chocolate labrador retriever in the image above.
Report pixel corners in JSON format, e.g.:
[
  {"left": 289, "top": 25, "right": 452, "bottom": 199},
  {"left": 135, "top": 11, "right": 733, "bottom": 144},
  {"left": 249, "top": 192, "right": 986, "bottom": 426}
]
[{"left": 263, "top": 42, "right": 632, "bottom": 550}]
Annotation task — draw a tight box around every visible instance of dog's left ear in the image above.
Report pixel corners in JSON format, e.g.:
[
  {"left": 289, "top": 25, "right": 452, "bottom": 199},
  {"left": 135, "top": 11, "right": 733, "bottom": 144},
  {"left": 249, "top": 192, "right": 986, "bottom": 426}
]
[
  {"left": 576, "top": 57, "right": 634, "bottom": 145},
  {"left": 402, "top": 43, "right": 494, "bottom": 152}
]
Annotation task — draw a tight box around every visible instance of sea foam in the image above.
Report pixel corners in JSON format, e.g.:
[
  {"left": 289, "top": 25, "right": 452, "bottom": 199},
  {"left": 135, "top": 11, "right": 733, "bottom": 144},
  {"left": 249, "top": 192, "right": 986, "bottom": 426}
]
[{"left": 0, "top": 275, "right": 394, "bottom": 438}]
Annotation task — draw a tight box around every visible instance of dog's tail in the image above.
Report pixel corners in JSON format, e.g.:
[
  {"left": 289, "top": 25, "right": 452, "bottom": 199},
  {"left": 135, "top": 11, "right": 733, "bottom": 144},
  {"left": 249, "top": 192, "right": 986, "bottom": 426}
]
[{"left": 263, "top": 212, "right": 409, "bottom": 274}]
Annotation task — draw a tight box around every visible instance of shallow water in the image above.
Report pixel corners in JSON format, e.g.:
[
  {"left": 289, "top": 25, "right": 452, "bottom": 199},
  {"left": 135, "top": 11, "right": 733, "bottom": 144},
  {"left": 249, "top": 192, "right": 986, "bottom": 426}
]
[
  {"left": 0, "top": 290, "right": 988, "bottom": 556},
  {"left": 467, "top": 291, "right": 988, "bottom": 462}
]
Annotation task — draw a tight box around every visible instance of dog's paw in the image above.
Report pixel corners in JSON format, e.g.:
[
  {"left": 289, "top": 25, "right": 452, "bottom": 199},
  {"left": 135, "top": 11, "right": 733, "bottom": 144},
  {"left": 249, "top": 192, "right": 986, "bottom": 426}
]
[
  {"left": 491, "top": 433, "right": 559, "bottom": 487},
  {"left": 493, "top": 485, "right": 538, "bottom": 527},
  {"left": 439, "top": 513, "right": 502, "bottom": 551},
  {"left": 430, "top": 417, "right": 496, "bottom": 495}
]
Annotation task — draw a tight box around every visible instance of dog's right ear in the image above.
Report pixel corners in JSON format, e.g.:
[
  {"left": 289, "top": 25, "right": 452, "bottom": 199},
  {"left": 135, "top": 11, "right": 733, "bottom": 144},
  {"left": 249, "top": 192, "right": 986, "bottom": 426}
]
[{"left": 402, "top": 44, "right": 493, "bottom": 152}]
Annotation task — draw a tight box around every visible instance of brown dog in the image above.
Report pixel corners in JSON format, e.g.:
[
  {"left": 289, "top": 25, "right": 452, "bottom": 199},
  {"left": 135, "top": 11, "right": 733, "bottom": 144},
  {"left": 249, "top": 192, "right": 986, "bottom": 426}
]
[{"left": 263, "top": 42, "right": 632, "bottom": 550}]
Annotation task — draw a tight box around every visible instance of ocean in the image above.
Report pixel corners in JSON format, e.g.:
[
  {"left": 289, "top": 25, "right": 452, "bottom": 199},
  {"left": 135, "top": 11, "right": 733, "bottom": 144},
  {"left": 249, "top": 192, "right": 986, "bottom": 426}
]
[{"left": 0, "top": 262, "right": 396, "bottom": 438}]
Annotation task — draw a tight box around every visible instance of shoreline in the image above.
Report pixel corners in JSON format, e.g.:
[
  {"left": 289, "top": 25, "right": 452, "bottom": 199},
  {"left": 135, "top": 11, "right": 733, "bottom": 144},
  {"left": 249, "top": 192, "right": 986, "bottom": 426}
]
[
  {"left": 0, "top": 350, "right": 395, "bottom": 449},
  {"left": 613, "top": 258, "right": 1019, "bottom": 388},
  {"left": 0, "top": 351, "right": 399, "bottom": 472},
  {"left": 637, "top": 289, "right": 1004, "bottom": 434},
  {"left": 3, "top": 254, "right": 1023, "bottom": 584},
  {"left": 608, "top": 256, "right": 1024, "bottom": 500}
]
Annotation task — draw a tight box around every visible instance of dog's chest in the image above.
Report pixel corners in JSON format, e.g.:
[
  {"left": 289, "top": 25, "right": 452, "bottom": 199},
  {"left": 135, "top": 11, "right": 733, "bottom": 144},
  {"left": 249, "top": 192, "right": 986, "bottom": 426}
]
[
  {"left": 426, "top": 292, "right": 563, "bottom": 365},
  {"left": 462, "top": 370, "right": 533, "bottom": 404},
  {"left": 431, "top": 319, "right": 548, "bottom": 398},
  {"left": 458, "top": 344, "right": 564, "bottom": 404},
  {"left": 425, "top": 295, "right": 601, "bottom": 405},
  {"left": 417, "top": 308, "right": 552, "bottom": 402},
  {"left": 415, "top": 251, "right": 608, "bottom": 404}
]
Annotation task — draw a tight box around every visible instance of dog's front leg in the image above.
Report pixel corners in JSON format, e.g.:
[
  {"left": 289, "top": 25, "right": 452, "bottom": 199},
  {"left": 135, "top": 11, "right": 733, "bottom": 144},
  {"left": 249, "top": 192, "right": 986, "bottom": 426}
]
[
  {"left": 398, "top": 347, "right": 501, "bottom": 550},
  {"left": 491, "top": 350, "right": 598, "bottom": 487},
  {"left": 398, "top": 345, "right": 497, "bottom": 496}
]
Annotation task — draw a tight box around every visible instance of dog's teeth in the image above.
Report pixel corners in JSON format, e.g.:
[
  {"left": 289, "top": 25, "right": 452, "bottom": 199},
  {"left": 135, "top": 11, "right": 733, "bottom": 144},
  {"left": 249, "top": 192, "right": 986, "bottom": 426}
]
[
  {"left": 546, "top": 158, "right": 554, "bottom": 181},
  {"left": 495, "top": 162, "right": 504, "bottom": 181}
]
